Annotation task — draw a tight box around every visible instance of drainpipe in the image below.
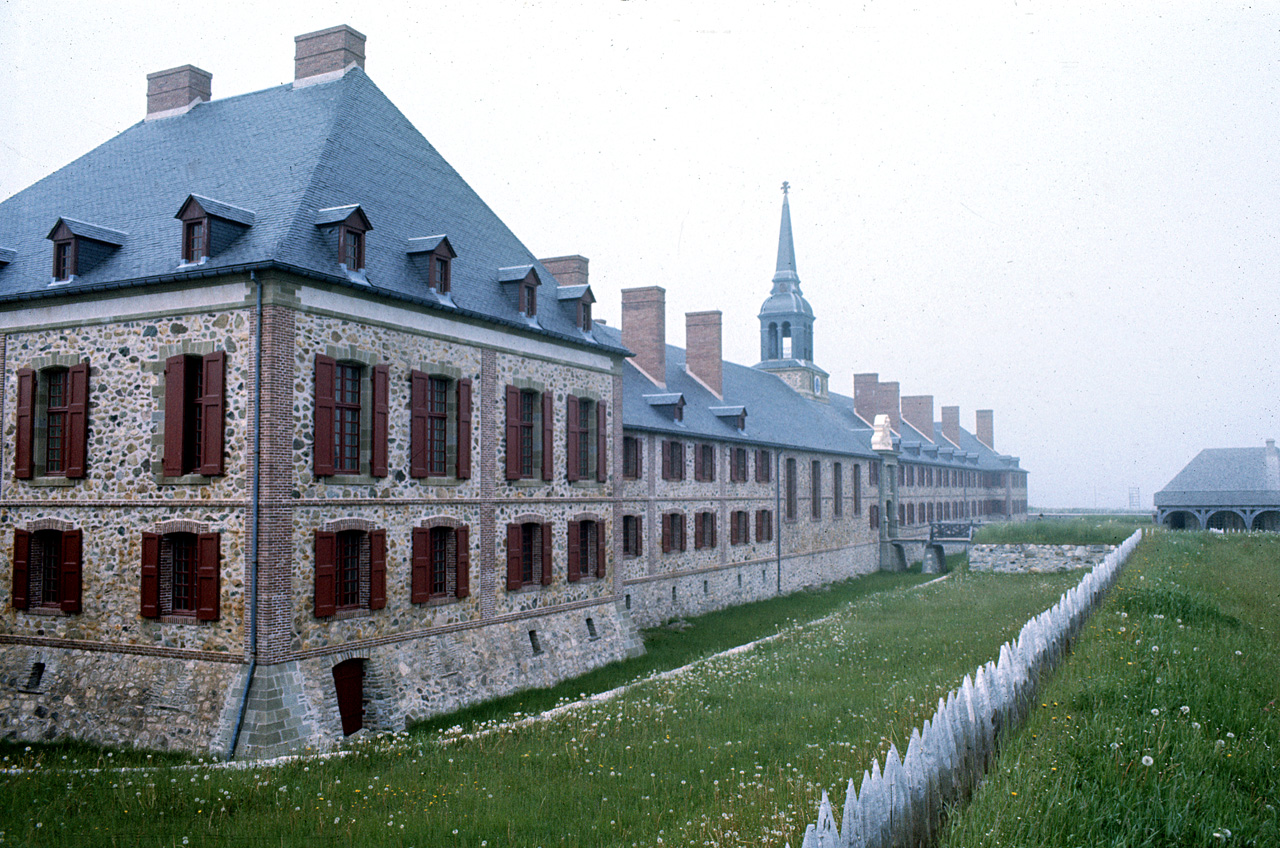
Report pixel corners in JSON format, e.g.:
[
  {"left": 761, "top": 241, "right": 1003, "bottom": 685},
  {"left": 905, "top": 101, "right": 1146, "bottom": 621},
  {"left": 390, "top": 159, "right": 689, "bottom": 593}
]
[
  {"left": 228, "top": 271, "right": 262, "bottom": 760},
  {"left": 775, "top": 451, "right": 782, "bottom": 594}
]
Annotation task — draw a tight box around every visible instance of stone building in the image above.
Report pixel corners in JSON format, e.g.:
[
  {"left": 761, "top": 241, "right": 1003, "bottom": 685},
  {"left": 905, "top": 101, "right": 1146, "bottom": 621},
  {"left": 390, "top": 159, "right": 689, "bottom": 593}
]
[
  {"left": 1155, "top": 440, "right": 1280, "bottom": 531},
  {"left": 0, "top": 27, "right": 1026, "bottom": 756}
]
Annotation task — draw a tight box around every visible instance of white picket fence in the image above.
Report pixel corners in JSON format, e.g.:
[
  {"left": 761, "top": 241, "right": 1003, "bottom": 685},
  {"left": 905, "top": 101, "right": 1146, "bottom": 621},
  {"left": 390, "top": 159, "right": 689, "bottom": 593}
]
[{"left": 798, "top": 529, "right": 1145, "bottom": 848}]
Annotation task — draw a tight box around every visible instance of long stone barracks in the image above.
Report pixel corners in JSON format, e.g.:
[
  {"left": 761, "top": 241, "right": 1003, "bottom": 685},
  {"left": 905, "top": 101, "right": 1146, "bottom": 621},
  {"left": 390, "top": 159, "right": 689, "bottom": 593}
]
[{"left": 0, "top": 26, "right": 1027, "bottom": 756}]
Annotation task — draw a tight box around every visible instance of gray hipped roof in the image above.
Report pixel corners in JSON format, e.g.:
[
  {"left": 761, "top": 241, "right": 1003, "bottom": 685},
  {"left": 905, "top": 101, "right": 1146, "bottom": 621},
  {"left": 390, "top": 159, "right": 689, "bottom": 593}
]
[
  {"left": 0, "top": 69, "right": 626, "bottom": 355},
  {"left": 1155, "top": 446, "right": 1280, "bottom": 507}
]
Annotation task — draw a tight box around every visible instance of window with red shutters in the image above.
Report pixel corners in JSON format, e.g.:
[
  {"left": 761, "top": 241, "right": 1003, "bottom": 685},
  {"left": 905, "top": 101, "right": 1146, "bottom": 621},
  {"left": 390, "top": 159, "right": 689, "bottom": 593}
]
[
  {"left": 662, "top": 440, "right": 685, "bottom": 481},
  {"left": 14, "top": 362, "right": 89, "bottom": 481},
  {"left": 411, "top": 525, "right": 469, "bottom": 603},
  {"left": 755, "top": 509, "right": 773, "bottom": 543},
  {"left": 411, "top": 372, "right": 459, "bottom": 479},
  {"left": 335, "top": 365, "right": 361, "bottom": 474},
  {"left": 426, "top": 376, "right": 448, "bottom": 476},
  {"left": 164, "top": 352, "right": 225, "bottom": 477},
  {"left": 622, "top": 436, "right": 641, "bottom": 479},
  {"left": 507, "top": 522, "right": 550, "bottom": 589},
  {"left": 622, "top": 514, "right": 642, "bottom": 557},
  {"left": 14, "top": 528, "right": 80, "bottom": 614},
  {"left": 337, "top": 530, "right": 362, "bottom": 609},
  {"left": 662, "top": 513, "right": 686, "bottom": 553},
  {"left": 313, "top": 528, "right": 384, "bottom": 617},
  {"left": 755, "top": 449, "right": 772, "bottom": 483},
  {"left": 566, "top": 396, "right": 581, "bottom": 482},
  {"left": 314, "top": 355, "right": 387, "bottom": 478}
]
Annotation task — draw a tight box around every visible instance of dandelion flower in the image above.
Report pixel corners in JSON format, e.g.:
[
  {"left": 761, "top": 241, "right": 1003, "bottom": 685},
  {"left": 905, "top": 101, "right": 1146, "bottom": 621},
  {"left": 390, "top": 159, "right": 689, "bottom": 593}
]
[
  {"left": 1151, "top": 708, "right": 1160, "bottom": 716},
  {"left": 1181, "top": 705, "right": 1190, "bottom": 715},
  {"left": 1141, "top": 756, "right": 1154, "bottom": 767}
]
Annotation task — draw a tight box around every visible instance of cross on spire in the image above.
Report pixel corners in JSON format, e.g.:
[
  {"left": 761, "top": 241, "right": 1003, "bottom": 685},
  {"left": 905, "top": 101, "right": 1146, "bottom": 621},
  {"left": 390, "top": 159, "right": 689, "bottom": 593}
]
[{"left": 781, "top": 180, "right": 790, "bottom": 196}]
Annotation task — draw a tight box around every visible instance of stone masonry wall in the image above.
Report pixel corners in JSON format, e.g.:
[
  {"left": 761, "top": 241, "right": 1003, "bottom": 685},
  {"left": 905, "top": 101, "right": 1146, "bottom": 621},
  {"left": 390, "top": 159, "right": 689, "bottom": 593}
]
[{"left": 968, "top": 544, "right": 1117, "bottom": 573}]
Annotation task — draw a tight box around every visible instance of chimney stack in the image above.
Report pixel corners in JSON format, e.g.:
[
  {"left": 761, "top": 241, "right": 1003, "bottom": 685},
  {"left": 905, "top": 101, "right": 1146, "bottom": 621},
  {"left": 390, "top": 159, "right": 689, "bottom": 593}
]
[
  {"left": 538, "top": 255, "right": 589, "bottom": 287},
  {"left": 941, "top": 406, "right": 961, "bottom": 446},
  {"left": 878, "top": 381, "right": 901, "bottom": 433},
  {"left": 854, "top": 373, "right": 879, "bottom": 424},
  {"left": 685, "top": 311, "right": 723, "bottom": 397},
  {"left": 976, "top": 410, "right": 994, "bottom": 450},
  {"left": 146, "top": 65, "right": 212, "bottom": 119},
  {"left": 901, "top": 395, "right": 935, "bottom": 441},
  {"left": 621, "top": 287, "right": 667, "bottom": 387},
  {"left": 295, "top": 25, "right": 366, "bottom": 84}
]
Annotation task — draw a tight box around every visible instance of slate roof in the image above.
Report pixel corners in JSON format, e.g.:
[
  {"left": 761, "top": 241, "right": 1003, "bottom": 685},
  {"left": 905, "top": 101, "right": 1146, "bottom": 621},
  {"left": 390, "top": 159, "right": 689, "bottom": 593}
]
[
  {"left": 0, "top": 68, "right": 626, "bottom": 355},
  {"left": 1155, "top": 446, "right": 1280, "bottom": 507}
]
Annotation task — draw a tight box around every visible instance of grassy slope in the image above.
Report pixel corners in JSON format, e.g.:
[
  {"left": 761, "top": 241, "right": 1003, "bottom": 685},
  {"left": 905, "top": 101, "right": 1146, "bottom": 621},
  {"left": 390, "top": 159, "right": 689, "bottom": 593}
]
[
  {"left": 0, "top": 566, "right": 1081, "bottom": 848},
  {"left": 939, "top": 532, "right": 1280, "bottom": 847}
]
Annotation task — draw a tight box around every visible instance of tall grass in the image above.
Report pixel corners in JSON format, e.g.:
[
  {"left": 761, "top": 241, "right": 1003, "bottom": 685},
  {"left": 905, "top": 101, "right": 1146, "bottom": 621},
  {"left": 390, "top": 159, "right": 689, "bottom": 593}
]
[
  {"left": 0, "top": 569, "right": 1079, "bottom": 847},
  {"left": 974, "top": 517, "right": 1143, "bottom": 545},
  {"left": 939, "top": 532, "right": 1280, "bottom": 847}
]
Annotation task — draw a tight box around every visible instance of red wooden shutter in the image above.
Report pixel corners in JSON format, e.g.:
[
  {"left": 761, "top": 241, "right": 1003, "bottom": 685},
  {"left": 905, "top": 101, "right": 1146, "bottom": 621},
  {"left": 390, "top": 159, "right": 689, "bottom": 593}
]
[
  {"left": 314, "top": 355, "right": 336, "bottom": 477},
  {"left": 679, "top": 514, "right": 687, "bottom": 551},
  {"left": 65, "top": 361, "right": 89, "bottom": 478},
  {"left": 541, "top": 393, "right": 554, "bottom": 482},
  {"left": 566, "top": 396, "right": 580, "bottom": 482},
  {"left": 15, "top": 369, "right": 34, "bottom": 479},
  {"left": 141, "top": 531, "right": 160, "bottom": 617},
  {"left": 504, "top": 386, "right": 521, "bottom": 480},
  {"left": 409, "top": 370, "right": 429, "bottom": 478},
  {"left": 163, "top": 355, "right": 187, "bottom": 477},
  {"left": 662, "top": 441, "right": 671, "bottom": 480},
  {"left": 199, "top": 351, "right": 226, "bottom": 476},
  {"left": 567, "top": 521, "right": 581, "bottom": 582},
  {"left": 635, "top": 438, "right": 643, "bottom": 481},
  {"left": 371, "top": 365, "right": 389, "bottom": 477},
  {"left": 410, "top": 527, "right": 430, "bottom": 603},
  {"left": 596, "top": 521, "right": 607, "bottom": 578},
  {"left": 709, "top": 514, "right": 716, "bottom": 548},
  {"left": 456, "top": 379, "right": 472, "bottom": 480},
  {"left": 196, "top": 532, "right": 220, "bottom": 621},
  {"left": 596, "top": 401, "right": 608, "bottom": 482},
  {"left": 369, "top": 529, "right": 387, "bottom": 609},
  {"left": 455, "top": 526, "right": 470, "bottom": 599},
  {"left": 506, "top": 523, "right": 522, "bottom": 590},
  {"left": 694, "top": 445, "right": 702, "bottom": 481},
  {"left": 662, "top": 515, "right": 672, "bottom": 553},
  {"left": 541, "top": 522, "right": 553, "bottom": 584},
  {"left": 60, "top": 528, "right": 81, "bottom": 613},
  {"left": 635, "top": 515, "right": 643, "bottom": 557},
  {"left": 314, "top": 530, "right": 337, "bottom": 617},
  {"left": 12, "top": 529, "right": 29, "bottom": 610}
]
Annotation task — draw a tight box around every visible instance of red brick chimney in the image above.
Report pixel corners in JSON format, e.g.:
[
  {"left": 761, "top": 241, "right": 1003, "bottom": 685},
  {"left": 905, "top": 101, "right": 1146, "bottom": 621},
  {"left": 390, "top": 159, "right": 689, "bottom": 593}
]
[
  {"left": 685, "top": 311, "right": 723, "bottom": 397},
  {"left": 146, "top": 65, "right": 212, "bottom": 119},
  {"left": 878, "top": 381, "right": 901, "bottom": 433},
  {"left": 941, "top": 406, "right": 961, "bottom": 446},
  {"left": 854, "top": 373, "right": 879, "bottom": 423},
  {"left": 621, "top": 287, "right": 667, "bottom": 387},
  {"left": 295, "top": 25, "right": 366, "bottom": 83},
  {"left": 538, "top": 255, "right": 589, "bottom": 287},
  {"left": 976, "top": 410, "right": 994, "bottom": 450},
  {"left": 901, "top": 395, "right": 934, "bottom": 440}
]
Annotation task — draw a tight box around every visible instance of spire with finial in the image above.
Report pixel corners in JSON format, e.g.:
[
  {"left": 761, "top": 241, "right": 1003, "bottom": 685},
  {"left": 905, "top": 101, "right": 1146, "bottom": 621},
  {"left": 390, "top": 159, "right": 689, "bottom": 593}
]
[
  {"left": 773, "top": 180, "right": 800, "bottom": 292},
  {"left": 757, "top": 181, "right": 817, "bottom": 368}
]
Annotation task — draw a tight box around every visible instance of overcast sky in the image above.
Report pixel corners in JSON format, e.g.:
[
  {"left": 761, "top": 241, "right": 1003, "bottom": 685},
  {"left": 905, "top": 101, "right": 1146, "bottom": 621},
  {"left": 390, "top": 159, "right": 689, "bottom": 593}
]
[{"left": 3, "top": 0, "right": 1277, "bottom": 509}]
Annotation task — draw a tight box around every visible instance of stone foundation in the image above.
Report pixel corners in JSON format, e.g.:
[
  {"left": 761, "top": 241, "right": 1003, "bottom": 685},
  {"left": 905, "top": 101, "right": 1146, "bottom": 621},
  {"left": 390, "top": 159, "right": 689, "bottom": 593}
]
[{"left": 968, "top": 544, "right": 1116, "bottom": 573}]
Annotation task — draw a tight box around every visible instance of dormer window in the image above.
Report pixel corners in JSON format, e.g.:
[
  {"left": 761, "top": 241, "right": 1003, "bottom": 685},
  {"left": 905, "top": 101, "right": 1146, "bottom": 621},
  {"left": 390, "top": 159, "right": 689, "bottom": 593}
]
[
  {"left": 407, "top": 236, "right": 457, "bottom": 294},
  {"left": 643, "top": 393, "right": 686, "bottom": 423},
  {"left": 499, "top": 265, "right": 541, "bottom": 320},
  {"left": 45, "top": 218, "right": 126, "bottom": 283},
  {"left": 315, "top": 205, "right": 373, "bottom": 273},
  {"left": 554, "top": 283, "right": 596, "bottom": 333},
  {"left": 175, "top": 195, "right": 254, "bottom": 265}
]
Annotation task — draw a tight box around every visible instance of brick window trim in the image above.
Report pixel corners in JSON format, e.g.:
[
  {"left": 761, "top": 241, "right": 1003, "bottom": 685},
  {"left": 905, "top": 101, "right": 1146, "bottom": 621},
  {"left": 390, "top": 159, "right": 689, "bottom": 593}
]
[
  {"left": 506, "top": 519, "right": 553, "bottom": 590},
  {"left": 15, "top": 360, "right": 90, "bottom": 481},
  {"left": 11, "top": 526, "right": 82, "bottom": 614},
  {"left": 314, "top": 354, "right": 390, "bottom": 480},
  {"left": 141, "top": 531, "right": 221, "bottom": 621},
  {"left": 412, "top": 524, "right": 470, "bottom": 603},
  {"left": 314, "top": 528, "right": 386, "bottom": 618}
]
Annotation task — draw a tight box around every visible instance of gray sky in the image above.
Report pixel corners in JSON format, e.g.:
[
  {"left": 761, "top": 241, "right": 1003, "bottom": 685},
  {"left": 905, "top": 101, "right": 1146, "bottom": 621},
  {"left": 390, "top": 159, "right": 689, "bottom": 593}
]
[{"left": 3, "top": 0, "right": 1277, "bottom": 509}]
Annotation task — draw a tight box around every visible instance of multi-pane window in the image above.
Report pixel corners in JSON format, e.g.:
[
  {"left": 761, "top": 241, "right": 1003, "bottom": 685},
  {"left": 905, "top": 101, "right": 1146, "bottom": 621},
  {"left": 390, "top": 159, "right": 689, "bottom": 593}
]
[
  {"left": 184, "top": 220, "right": 206, "bottom": 262},
  {"left": 622, "top": 436, "right": 641, "bottom": 479},
  {"left": 44, "top": 369, "right": 68, "bottom": 474},
  {"left": 755, "top": 449, "right": 772, "bottom": 482},
  {"left": 662, "top": 440, "right": 685, "bottom": 481},
  {"left": 434, "top": 256, "right": 451, "bottom": 293},
  {"left": 519, "top": 391, "right": 536, "bottom": 478},
  {"left": 12, "top": 527, "right": 82, "bottom": 614},
  {"left": 337, "top": 530, "right": 363, "bottom": 609},
  {"left": 162, "top": 352, "right": 226, "bottom": 478},
  {"left": 430, "top": 527, "right": 451, "bottom": 596},
  {"left": 730, "top": 510, "right": 750, "bottom": 545},
  {"left": 833, "top": 462, "right": 843, "bottom": 517},
  {"left": 521, "top": 522, "right": 539, "bottom": 584},
  {"left": 622, "top": 515, "right": 642, "bottom": 556},
  {"left": 54, "top": 240, "right": 74, "bottom": 281},
  {"left": 730, "top": 447, "right": 747, "bottom": 482},
  {"left": 811, "top": 460, "right": 822, "bottom": 520},
  {"left": 695, "top": 512, "right": 716, "bottom": 549},
  {"left": 505, "top": 520, "right": 549, "bottom": 589},
  {"left": 695, "top": 444, "right": 716, "bottom": 482},
  {"left": 426, "top": 376, "right": 449, "bottom": 476},
  {"left": 342, "top": 227, "right": 365, "bottom": 270},
  {"left": 334, "top": 363, "right": 361, "bottom": 473},
  {"left": 520, "top": 281, "right": 537, "bottom": 317},
  {"left": 662, "top": 513, "right": 686, "bottom": 553},
  {"left": 755, "top": 509, "right": 773, "bottom": 543},
  {"left": 785, "top": 458, "right": 797, "bottom": 520},
  {"left": 410, "top": 524, "right": 469, "bottom": 602},
  {"left": 170, "top": 532, "right": 198, "bottom": 614},
  {"left": 569, "top": 520, "right": 599, "bottom": 580},
  {"left": 870, "top": 461, "right": 880, "bottom": 486},
  {"left": 578, "top": 400, "right": 591, "bottom": 478},
  {"left": 37, "top": 530, "right": 62, "bottom": 607}
]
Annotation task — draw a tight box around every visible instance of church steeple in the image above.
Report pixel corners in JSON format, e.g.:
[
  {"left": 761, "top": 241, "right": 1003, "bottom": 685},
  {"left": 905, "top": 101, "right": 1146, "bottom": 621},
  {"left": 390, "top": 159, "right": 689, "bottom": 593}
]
[{"left": 755, "top": 182, "right": 829, "bottom": 400}]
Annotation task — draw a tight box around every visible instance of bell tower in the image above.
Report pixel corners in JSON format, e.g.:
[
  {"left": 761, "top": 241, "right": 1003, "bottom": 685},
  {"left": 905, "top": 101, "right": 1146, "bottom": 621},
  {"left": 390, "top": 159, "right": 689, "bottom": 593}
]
[{"left": 755, "top": 182, "right": 829, "bottom": 400}]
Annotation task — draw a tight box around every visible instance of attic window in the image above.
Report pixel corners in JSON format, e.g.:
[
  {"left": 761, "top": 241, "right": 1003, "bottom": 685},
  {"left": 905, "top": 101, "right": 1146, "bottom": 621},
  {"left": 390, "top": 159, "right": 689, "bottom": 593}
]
[
  {"left": 46, "top": 218, "right": 126, "bottom": 283},
  {"left": 175, "top": 195, "right": 255, "bottom": 265},
  {"left": 407, "top": 236, "right": 457, "bottom": 294},
  {"left": 711, "top": 406, "right": 747, "bottom": 432},
  {"left": 315, "top": 205, "right": 373, "bottom": 273},
  {"left": 498, "top": 266, "right": 541, "bottom": 319},
  {"left": 644, "top": 393, "right": 685, "bottom": 423},
  {"left": 579, "top": 299, "right": 592, "bottom": 332},
  {"left": 184, "top": 220, "right": 206, "bottom": 262},
  {"left": 554, "top": 283, "right": 595, "bottom": 333}
]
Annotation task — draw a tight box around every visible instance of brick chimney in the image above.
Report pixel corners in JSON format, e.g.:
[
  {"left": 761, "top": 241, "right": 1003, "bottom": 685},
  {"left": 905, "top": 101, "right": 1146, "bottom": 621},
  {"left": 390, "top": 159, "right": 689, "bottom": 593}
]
[
  {"left": 854, "top": 373, "right": 879, "bottom": 423},
  {"left": 941, "top": 406, "right": 961, "bottom": 446},
  {"left": 901, "top": 395, "right": 934, "bottom": 440},
  {"left": 295, "top": 25, "right": 366, "bottom": 83},
  {"left": 146, "top": 65, "right": 212, "bottom": 119},
  {"left": 621, "top": 287, "right": 666, "bottom": 387},
  {"left": 538, "top": 255, "right": 589, "bottom": 287},
  {"left": 685, "top": 311, "right": 723, "bottom": 397},
  {"left": 878, "top": 381, "right": 901, "bottom": 433},
  {"left": 976, "top": 409, "right": 994, "bottom": 450}
]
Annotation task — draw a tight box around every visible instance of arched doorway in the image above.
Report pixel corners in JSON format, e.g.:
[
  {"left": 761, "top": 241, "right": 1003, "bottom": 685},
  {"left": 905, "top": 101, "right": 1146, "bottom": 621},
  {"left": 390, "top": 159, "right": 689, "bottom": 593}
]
[
  {"left": 1251, "top": 511, "right": 1280, "bottom": 532},
  {"left": 1165, "top": 511, "right": 1198, "bottom": 530},
  {"left": 1207, "top": 510, "right": 1246, "bottom": 532},
  {"left": 332, "top": 658, "right": 365, "bottom": 736}
]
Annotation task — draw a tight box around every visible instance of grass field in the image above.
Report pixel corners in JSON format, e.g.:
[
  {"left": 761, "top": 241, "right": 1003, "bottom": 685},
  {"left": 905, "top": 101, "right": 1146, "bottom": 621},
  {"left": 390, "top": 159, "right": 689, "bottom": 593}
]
[
  {"left": 974, "top": 516, "right": 1150, "bottom": 546},
  {"left": 0, "top": 565, "right": 1078, "bottom": 847},
  {"left": 938, "top": 531, "right": 1280, "bottom": 847}
]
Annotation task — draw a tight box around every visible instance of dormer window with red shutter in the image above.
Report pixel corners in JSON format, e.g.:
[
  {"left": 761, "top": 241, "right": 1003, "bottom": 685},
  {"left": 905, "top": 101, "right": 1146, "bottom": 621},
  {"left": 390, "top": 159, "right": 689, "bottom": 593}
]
[
  {"left": 315, "top": 205, "right": 373, "bottom": 274},
  {"left": 45, "top": 218, "right": 125, "bottom": 283},
  {"left": 499, "top": 265, "right": 541, "bottom": 320},
  {"left": 407, "top": 235, "right": 457, "bottom": 295},
  {"left": 174, "top": 195, "right": 254, "bottom": 265},
  {"left": 554, "top": 283, "right": 596, "bottom": 333}
]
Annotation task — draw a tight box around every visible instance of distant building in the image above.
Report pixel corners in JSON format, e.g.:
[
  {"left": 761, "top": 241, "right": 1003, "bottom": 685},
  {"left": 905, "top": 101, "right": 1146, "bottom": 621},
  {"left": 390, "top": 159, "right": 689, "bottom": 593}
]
[{"left": 1154, "top": 440, "right": 1280, "bottom": 530}]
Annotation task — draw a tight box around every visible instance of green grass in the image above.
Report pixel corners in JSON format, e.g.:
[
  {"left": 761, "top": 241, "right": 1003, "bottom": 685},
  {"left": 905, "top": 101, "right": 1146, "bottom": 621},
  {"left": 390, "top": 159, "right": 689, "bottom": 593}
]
[
  {"left": 938, "top": 532, "right": 1280, "bottom": 848},
  {"left": 0, "top": 568, "right": 1079, "bottom": 847},
  {"left": 974, "top": 516, "right": 1146, "bottom": 545}
]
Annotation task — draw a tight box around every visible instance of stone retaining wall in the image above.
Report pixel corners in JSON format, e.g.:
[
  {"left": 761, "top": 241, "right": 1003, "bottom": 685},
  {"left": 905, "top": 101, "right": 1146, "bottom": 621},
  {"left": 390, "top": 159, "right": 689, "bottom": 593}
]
[{"left": 968, "top": 543, "right": 1116, "bottom": 573}]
